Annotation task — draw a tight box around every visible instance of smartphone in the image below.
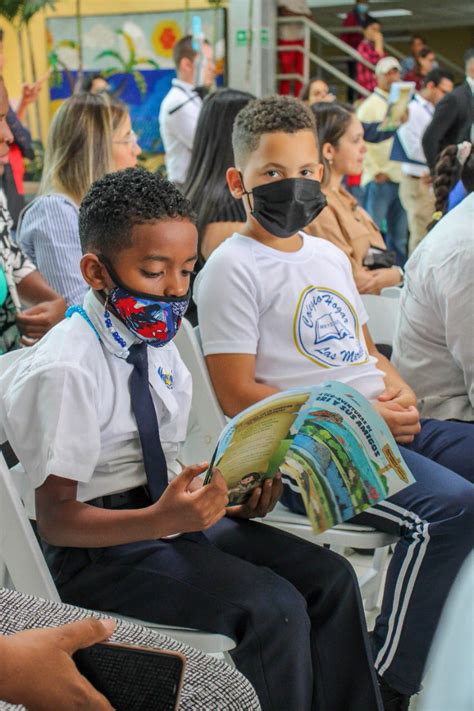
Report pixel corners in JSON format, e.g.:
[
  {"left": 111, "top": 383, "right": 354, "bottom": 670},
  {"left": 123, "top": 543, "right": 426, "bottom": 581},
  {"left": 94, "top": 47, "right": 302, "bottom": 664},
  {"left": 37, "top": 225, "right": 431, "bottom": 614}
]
[{"left": 73, "top": 641, "right": 186, "bottom": 711}]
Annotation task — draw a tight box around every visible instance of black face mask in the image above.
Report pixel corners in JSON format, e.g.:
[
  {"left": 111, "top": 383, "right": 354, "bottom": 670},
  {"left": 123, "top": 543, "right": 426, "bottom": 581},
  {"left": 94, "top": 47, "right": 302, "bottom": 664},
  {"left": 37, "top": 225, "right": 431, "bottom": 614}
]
[{"left": 241, "top": 176, "right": 327, "bottom": 238}]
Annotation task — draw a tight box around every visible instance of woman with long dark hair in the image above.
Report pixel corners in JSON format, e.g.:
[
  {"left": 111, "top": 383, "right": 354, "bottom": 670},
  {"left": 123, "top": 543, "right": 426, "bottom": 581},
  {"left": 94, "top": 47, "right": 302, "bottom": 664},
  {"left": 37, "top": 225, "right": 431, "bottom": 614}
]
[{"left": 183, "top": 88, "right": 254, "bottom": 261}]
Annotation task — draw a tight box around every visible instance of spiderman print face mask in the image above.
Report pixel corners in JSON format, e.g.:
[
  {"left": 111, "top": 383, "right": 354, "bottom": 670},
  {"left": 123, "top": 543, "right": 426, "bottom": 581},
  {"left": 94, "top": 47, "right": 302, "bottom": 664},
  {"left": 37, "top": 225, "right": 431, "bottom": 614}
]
[{"left": 99, "top": 255, "right": 189, "bottom": 347}]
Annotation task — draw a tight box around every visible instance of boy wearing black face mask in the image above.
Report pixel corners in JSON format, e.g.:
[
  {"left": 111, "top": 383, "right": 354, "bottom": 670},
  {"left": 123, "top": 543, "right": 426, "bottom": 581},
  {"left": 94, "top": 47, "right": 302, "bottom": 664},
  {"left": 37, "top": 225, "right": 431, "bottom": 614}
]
[
  {"left": 194, "top": 96, "right": 474, "bottom": 711},
  {"left": 0, "top": 167, "right": 382, "bottom": 711}
]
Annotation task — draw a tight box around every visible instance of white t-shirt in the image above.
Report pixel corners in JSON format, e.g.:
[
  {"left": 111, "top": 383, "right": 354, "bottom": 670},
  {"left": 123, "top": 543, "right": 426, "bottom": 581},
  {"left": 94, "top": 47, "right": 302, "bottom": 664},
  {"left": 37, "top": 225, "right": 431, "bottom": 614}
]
[
  {"left": 194, "top": 233, "right": 386, "bottom": 401},
  {"left": 0, "top": 290, "right": 192, "bottom": 501},
  {"left": 158, "top": 78, "right": 202, "bottom": 185}
]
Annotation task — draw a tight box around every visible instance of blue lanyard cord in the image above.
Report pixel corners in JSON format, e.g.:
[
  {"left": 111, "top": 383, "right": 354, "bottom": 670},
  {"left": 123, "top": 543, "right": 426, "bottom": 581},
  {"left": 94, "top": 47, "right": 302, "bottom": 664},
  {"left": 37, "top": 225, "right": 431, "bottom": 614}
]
[{"left": 66, "top": 305, "right": 101, "bottom": 341}]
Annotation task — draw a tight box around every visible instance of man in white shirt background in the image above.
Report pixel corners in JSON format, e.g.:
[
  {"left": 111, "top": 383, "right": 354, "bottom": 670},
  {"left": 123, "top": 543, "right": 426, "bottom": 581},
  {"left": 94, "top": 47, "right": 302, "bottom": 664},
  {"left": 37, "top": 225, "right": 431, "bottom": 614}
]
[
  {"left": 158, "top": 35, "right": 215, "bottom": 188},
  {"left": 396, "top": 68, "right": 454, "bottom": 254}
]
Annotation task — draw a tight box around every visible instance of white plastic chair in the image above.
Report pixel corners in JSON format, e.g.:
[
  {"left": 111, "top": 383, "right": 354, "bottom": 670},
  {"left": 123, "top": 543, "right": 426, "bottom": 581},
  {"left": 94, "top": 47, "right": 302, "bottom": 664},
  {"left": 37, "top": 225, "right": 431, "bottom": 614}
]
[
  {"left": 380, "top": 286, "right": 402, "bottom": 300},
  {"left": 174, "top": 319, "right": 397, "bottom": 610},
  {"left": 0, "top": 453, "right": 235, "bottom": 659},
  {"left": 361, "top": 294, "right": 401, "bottom": 347}
]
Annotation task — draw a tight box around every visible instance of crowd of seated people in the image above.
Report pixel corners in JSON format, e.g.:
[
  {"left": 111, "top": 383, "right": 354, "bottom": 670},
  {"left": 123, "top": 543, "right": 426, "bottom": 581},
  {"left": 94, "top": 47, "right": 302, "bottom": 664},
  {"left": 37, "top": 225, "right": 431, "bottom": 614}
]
[{"left": 0, "top": 13, "right": 473, "bottom": 711}]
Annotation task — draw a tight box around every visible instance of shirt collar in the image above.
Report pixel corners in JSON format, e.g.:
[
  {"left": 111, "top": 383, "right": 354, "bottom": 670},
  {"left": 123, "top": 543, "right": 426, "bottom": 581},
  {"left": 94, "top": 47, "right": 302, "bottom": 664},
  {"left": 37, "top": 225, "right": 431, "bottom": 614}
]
[
  {"left": 172, "top": 78, "right": 196, "bottom": 93},
  {"left": 82, "top": 289, "right": 138, "bottom": 359},
  {"left": 415, "top": 93, "right": 434, "bottom": 112},
  {"left": 467, "top": 76, "right": 474, "bottom": 94}
]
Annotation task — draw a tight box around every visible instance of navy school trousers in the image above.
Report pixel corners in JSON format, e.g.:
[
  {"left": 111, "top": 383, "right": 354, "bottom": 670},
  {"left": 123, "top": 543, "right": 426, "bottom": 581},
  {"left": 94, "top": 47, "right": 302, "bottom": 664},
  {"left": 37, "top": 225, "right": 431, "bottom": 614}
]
[
  {"left": 46, "top": 515, "right": 382, "bottom": 711},
  {"left": 282, "top": 417, "right": 474, "bottom": 696}
]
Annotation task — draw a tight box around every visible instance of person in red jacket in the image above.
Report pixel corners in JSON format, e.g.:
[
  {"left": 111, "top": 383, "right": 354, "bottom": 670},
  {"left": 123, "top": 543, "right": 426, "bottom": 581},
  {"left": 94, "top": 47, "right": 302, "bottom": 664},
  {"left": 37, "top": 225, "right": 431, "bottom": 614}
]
[{"left": 356, "top": 17, "right": 386, "bottom": 94}]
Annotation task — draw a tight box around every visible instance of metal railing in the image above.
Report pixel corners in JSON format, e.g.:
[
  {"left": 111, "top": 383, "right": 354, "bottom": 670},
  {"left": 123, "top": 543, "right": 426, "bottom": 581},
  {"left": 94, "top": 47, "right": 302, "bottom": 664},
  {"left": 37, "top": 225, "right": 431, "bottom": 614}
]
[
  {"left": 276, "top": 16, "right": 374, "bottom": 97},
  {"left": 328, "top": 25, "right": 465, "bottom": 79}
]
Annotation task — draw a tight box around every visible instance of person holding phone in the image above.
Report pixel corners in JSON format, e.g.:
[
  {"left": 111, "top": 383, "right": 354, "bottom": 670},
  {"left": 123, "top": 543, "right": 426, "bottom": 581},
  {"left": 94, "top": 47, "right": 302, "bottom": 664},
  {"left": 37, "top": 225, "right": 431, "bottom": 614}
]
[
  {"left": 0, "top": 587, "right": 260, "bottom": 710},
  {"left": 0, "top": 615, "right": 117, "bottom": 710}
]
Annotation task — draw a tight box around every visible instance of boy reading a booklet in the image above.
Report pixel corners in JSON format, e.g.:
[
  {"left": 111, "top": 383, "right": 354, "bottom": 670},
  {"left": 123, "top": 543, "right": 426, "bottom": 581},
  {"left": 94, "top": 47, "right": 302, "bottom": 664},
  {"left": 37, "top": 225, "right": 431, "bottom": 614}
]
[
  {"left": 0, "top": 168, "right": 382, "bottom": 711},
  {"left": 193, "top": 95, "right": 474, "bottom": 711}
]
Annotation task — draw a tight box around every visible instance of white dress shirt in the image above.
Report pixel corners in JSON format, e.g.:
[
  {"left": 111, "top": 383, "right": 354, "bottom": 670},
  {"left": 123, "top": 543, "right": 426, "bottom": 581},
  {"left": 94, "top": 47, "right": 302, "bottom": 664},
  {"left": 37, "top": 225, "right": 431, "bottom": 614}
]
[
  {"left": 0, "top": 289, "right": 192, "bottom": 500},
  {"left": 398, "top": 94, "right": 434, "bottom": 178},
  {"left": 158, "top": 79, "right": 202, "bottom": 185},
  {"left": 392, "top": 194, "right": 474, "bottom": 422}
]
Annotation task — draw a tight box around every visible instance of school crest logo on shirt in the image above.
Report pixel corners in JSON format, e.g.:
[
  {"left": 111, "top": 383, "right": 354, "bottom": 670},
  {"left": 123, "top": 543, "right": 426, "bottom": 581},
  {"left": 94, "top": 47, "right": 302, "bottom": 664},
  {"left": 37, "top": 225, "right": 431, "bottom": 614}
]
[
  {"left": 157, "top": 366, "right": 174, "bottom": 389},
  {"left": 293, "top": 286, "right": 368, "bottom": 368}
]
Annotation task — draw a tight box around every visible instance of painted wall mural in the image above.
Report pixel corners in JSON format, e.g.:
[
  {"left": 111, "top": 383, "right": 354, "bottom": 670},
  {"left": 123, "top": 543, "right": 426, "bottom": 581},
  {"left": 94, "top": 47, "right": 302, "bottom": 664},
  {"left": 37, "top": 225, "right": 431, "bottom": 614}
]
[{"left": 46, "top": 9, "right": 226, "bottom": 153}]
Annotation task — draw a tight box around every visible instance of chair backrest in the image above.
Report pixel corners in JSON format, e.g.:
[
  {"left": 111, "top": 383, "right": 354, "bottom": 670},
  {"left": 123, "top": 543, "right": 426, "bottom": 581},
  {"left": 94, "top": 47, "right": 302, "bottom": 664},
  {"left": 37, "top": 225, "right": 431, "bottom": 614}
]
[
  {"left": 380, "top": 286, "right": 402, "bottom": 300},
  {"left": 361, "top": 294, "right": 400, "bottom": 347},
  {"left": 0, "top": 452, "right": 60, "bottom": 602},
  {"left": 174, "top": 319, "right": 227, "bottom": 464}
]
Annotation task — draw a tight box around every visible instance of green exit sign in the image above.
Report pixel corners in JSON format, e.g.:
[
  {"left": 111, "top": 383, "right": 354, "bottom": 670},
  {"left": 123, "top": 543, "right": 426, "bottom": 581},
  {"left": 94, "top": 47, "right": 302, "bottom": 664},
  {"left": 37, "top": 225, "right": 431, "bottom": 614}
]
[{"left": 235, "top": 29, "right": 249, "bottom": 47}]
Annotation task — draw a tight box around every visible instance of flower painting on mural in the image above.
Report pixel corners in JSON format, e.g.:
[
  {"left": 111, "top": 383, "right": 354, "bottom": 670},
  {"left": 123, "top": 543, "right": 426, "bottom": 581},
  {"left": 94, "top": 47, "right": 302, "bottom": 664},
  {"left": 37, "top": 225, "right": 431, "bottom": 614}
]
[{"left": 46, "top": 7, "right": 226, "bottom": 153}]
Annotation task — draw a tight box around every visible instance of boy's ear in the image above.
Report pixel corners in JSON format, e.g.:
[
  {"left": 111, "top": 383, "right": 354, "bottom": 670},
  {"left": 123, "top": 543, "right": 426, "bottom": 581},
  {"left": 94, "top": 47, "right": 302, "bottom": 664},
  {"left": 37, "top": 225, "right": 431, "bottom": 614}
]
[
  {"left": 226, "top": 167, "right": 245, "bottom": 199},
  {"left": 80, "top": 253, "right": 111, "bottom": 291}
]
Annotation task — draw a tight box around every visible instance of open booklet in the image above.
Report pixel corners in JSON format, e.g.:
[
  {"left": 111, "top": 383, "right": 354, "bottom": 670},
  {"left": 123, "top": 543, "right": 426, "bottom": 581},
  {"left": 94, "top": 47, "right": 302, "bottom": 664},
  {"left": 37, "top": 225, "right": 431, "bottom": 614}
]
[
  {"left": 205, "top": 381, "right": 414, "bottom": 534},
  {"left": 378, "top": 81, "right": 416, "bottom": 131}
]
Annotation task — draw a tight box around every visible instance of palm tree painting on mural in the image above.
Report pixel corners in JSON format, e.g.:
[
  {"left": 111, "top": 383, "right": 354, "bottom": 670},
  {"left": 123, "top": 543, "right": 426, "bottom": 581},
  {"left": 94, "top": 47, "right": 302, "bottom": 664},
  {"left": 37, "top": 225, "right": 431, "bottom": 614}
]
[
  {"left": 48, "top": 38, "right": 79, "bottom": 94},
  {"left": 96, "top": 29, "right": 160, "bottom": 98}
]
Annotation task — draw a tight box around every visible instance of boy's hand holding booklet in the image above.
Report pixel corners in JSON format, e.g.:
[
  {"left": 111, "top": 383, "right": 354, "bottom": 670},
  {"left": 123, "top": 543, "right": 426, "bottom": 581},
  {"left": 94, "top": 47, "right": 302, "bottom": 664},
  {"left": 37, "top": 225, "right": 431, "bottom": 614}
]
[{"left": 205, "top": 382, "right": 414, "bottom": 534}]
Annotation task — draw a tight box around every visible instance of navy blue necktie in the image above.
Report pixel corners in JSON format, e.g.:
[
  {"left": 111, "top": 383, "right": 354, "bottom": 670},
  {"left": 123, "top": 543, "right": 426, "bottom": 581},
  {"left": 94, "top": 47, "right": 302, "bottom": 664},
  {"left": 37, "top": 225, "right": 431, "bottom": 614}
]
[{"left": 127, "top": 343, "right": 169, "bottom": 502}]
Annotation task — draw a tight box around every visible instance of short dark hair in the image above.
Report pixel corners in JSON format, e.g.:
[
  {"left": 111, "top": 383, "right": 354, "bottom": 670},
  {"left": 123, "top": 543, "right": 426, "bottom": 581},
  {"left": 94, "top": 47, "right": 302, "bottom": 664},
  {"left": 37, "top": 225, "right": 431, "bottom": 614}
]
[
  {"left": 232, "top": 95, "right": 316, "bottom": 166},
  {"left": 422, "top": 68, "right": 453, "bottom": 88},
  {"left": 417, "top": 46, "right": 434, "bottom": 60},
  {"left": 465, "top": 48, "right": 474, "bottom": 65},
  {"left": 172, "top": 35, "right": 197, "bottom": 69},
  {"left": 79, "top": 167, "right": 196, "bottom": 257},
  {"left": 362, "top": 17, "right": 380, "bottom": 30},
  {"left": 410, "top": 34, "right": 425, "bottom": 44}
]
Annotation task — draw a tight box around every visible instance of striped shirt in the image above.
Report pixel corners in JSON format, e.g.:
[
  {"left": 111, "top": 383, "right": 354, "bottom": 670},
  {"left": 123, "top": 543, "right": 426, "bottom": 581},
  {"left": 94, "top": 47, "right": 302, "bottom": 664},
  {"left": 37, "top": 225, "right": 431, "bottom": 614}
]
[{"left": 18, "top": 193, "right": 87, "bottom": 306}]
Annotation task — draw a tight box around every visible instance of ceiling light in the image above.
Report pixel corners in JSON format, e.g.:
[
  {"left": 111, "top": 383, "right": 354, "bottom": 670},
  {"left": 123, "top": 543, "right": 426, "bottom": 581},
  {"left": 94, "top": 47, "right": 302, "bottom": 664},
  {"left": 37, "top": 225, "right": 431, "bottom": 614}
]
[{"left": 369, "top": 9, "right": 413, "bottom": 17}]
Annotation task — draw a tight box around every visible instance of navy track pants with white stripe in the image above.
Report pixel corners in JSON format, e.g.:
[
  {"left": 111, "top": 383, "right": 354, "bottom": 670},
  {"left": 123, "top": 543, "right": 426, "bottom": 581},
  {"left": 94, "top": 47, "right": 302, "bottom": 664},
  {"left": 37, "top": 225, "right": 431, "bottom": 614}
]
[{"left": 281, "top": 417, "right": 474, "bottom": 696}]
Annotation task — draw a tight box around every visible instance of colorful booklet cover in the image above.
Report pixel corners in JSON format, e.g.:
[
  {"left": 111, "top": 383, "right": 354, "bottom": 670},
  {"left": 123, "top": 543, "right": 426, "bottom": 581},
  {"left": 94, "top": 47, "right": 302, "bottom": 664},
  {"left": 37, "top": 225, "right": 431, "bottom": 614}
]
[
  {"left": 205, "top": 381, "right": 414, "bottom": 534},
  {"left": 379, "top": 81, "right": 416, "bottom": 131}
]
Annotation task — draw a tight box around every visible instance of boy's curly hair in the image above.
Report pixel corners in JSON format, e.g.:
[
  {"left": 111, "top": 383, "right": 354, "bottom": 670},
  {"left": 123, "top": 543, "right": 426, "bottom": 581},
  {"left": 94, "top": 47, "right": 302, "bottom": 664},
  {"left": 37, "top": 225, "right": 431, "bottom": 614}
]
[
  {"left": 232, "top": 95, "right": 317, "bottom": 165},
  {"left": 79, "top": 167, "right": 196, "bottom": 256}
]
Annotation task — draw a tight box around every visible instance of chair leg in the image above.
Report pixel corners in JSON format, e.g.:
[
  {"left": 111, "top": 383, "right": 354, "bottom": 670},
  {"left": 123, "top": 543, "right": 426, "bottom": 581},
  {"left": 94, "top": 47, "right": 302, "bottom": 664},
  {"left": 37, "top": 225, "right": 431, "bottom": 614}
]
[{"left": 364, "top": 546, "right": 390, "bottom": 611}]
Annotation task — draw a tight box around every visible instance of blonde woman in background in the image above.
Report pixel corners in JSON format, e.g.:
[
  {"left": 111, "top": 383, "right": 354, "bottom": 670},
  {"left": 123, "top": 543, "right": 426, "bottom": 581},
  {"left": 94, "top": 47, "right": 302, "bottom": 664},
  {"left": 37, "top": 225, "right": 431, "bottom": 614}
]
[{"left": 18, "top": 92, "right": 141, "bottom": 305}]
